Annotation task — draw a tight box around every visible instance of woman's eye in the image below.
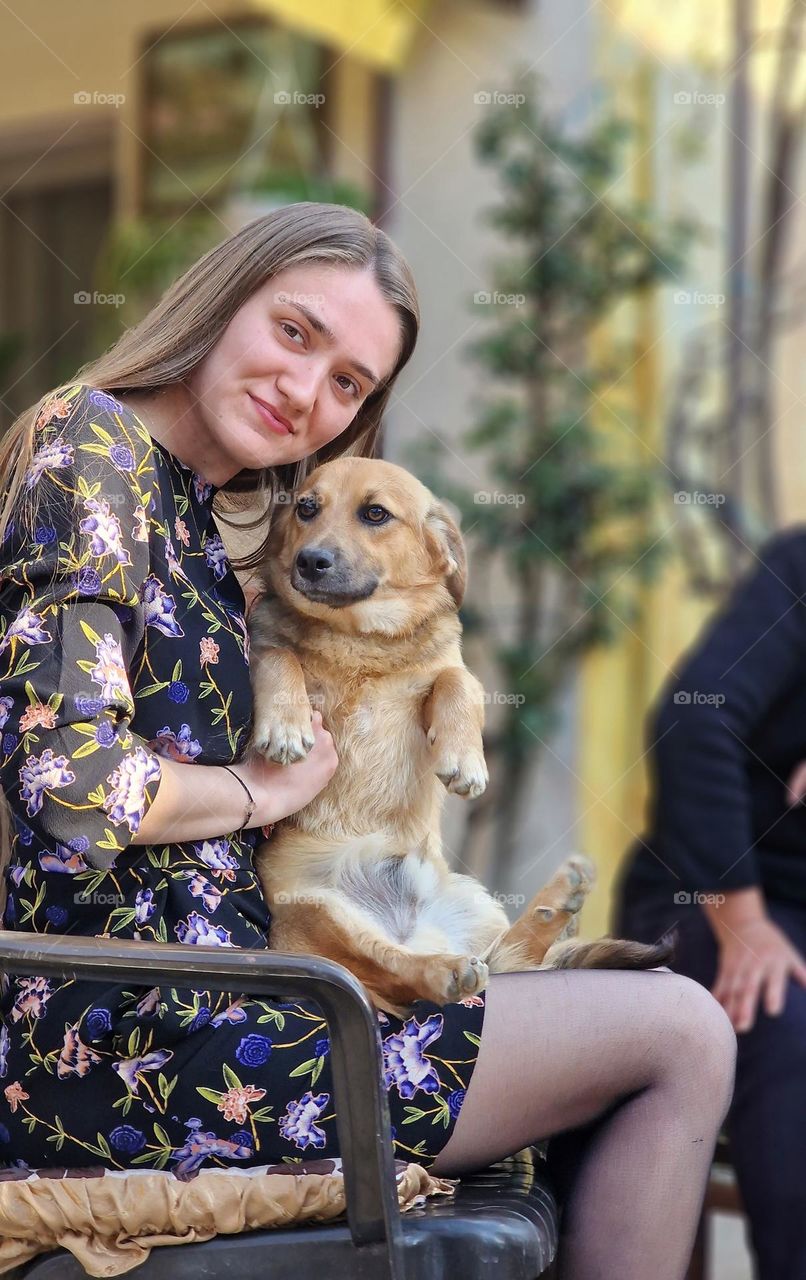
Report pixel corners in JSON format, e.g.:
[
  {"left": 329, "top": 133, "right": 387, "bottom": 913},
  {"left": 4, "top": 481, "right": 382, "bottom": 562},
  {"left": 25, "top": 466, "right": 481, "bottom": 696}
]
[
  {"left": 361, "top": 505, "right": 391, "bottom": 524},
  {"left": 296, "top": 499, "right": 318, "bottom": 521},
  {"left": 336, "top": 374, "right": 360, "bottom": 398},
  {"left": 280, "top": 322, "right": 304, "bottom": 344}
]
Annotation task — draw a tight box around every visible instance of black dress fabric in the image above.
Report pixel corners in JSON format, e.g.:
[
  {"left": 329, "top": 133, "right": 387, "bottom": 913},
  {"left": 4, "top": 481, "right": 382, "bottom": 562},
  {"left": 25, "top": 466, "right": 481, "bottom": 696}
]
[{"left": 0, "top": 382, "right": 486, "bottom": 1173}]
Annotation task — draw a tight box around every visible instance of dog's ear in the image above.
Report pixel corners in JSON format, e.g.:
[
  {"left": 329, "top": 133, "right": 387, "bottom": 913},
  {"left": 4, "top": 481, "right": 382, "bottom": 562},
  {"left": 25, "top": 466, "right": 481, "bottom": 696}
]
[{"left": 425, "top": 499, "right": 467, "bottom": 607}]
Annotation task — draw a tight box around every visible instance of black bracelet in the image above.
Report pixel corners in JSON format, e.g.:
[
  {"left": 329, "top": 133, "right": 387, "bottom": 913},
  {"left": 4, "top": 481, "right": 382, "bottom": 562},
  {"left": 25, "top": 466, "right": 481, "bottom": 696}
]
[{"left": 220, "top": 764, "right": 256, "bottom": 829}]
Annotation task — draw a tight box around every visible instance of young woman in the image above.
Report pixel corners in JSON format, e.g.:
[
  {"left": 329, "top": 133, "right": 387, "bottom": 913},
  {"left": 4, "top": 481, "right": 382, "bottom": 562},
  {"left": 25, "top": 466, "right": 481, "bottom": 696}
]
[{"left": 0, "top": 202, "right": 736, "bottom": 1278}]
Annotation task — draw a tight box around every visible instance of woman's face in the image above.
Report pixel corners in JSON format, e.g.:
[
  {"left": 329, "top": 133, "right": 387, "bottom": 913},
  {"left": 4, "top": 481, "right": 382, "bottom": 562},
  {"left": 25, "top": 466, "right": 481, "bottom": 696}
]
[{"left": 188, "top": 262, "right": 404, "bottom": 481}]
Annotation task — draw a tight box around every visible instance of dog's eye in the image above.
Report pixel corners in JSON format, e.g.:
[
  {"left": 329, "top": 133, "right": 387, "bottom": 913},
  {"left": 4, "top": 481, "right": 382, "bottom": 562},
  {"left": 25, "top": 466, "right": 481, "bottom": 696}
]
[
  {"left": 361, "top": 505, "right": 392, "bottom": 525},
  {"left": 296, "top": 498, "right": 318, "bottom": 521}
]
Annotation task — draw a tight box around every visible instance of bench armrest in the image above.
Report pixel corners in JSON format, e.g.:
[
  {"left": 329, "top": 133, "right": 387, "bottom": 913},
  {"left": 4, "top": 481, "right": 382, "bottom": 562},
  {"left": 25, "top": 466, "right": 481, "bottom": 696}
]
[{"left": 0, "top": 932, "right": 405, "bottom": 1267}]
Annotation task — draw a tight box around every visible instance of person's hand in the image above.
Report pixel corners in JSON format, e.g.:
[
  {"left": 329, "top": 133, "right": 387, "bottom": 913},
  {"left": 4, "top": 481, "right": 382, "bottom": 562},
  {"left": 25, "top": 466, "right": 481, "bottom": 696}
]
[
  {"left": 237, "top": 711, "right": 339, "bottom": 825},
  {"left": 711, "top": 917, "right": 806, "bottom": 1033},
  {"left": 785, "top": 759, "right": 806, "bottom": 807}
]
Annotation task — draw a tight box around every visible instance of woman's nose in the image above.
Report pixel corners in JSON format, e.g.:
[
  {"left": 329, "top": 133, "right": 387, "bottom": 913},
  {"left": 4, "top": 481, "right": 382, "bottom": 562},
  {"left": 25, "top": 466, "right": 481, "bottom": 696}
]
[{"left": 275, "top": 361, "right": 322, "bottom": 415}]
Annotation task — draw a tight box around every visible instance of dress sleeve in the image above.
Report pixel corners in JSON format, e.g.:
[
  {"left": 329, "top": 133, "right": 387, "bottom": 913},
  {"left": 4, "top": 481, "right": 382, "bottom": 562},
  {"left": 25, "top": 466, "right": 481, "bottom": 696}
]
[
  {"left": 648, "top": 528, "right": 806, "bottom": 893},
  {"left": 0, "top": 383, "right": 163, "bottom": 871}
]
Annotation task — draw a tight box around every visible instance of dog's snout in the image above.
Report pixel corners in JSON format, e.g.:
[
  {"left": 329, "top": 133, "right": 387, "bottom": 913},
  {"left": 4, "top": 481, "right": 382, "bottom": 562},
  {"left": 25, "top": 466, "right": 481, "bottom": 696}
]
[{"left": 296, "top": 546, "right": 336, "bottom": 581}]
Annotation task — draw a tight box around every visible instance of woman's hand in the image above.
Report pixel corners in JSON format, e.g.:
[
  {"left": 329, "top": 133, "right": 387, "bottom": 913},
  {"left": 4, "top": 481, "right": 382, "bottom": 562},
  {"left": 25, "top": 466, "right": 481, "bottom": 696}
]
[
  {"left": 238, "top": 710, "right": 339, "bottom": 825},
  {"left": 711, "top": 917, "right": 806, "bottom": 1033}
]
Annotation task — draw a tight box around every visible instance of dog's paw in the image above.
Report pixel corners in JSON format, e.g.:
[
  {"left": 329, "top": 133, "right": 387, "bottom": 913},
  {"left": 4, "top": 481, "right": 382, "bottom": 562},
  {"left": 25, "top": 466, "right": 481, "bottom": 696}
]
[
  {"left": 421, "top": 954, "right": 489, "bottom": 1003},
  {"left": 429, "top": 739, "right": 488, "bottom": 799},
  {"left": 251, "top": 714, "right": 315, "bottom": 765}
]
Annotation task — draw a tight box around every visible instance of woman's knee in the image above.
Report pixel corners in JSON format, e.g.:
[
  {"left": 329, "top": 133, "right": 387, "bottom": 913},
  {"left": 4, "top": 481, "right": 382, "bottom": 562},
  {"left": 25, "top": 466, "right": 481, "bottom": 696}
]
[{"left": 660, "top": 973, "right": 737, "bottom": 1107}]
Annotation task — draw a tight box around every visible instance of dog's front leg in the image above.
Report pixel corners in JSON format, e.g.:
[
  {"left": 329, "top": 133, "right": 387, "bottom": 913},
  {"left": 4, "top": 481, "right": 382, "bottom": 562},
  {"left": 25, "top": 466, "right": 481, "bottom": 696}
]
[
  {"left": 423, "top": 667, "right": 488, "bottom": 798},
  {"left": 248, "top": 609, "right": 315, "bottom": 764}
]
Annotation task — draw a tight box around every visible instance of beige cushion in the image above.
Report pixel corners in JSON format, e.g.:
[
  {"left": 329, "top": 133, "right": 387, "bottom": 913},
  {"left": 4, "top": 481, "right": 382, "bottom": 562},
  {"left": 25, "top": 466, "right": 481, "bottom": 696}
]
[{"left": 0, "top": 1159, "right": 456, "bottom": 1276}]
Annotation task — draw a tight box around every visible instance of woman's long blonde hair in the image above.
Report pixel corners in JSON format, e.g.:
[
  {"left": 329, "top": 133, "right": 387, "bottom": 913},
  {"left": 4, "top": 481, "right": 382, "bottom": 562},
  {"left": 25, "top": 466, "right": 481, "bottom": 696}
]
[{"left": 0, "top": 201, "right": 420, "bottom": 574}]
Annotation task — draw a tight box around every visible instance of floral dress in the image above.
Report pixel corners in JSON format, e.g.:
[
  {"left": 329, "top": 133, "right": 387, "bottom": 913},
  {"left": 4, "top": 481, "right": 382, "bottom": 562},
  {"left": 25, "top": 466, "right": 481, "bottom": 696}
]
[{"left": 0, "top": 382, "right": 487, "bottom": 1174}]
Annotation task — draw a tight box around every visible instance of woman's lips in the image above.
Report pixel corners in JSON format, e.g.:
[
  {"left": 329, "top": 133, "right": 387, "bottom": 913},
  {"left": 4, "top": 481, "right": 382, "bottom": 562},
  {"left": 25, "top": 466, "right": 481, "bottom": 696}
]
[{"left": 248, "top": 393, "right": 293, "bottom": 436}]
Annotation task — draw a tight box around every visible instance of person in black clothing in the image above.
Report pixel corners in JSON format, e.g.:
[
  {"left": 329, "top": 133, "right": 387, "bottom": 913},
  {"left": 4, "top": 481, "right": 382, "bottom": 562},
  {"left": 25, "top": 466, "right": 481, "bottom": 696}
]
[{"left": 614, "top": 526, "right": 806, "bottom": 1280}]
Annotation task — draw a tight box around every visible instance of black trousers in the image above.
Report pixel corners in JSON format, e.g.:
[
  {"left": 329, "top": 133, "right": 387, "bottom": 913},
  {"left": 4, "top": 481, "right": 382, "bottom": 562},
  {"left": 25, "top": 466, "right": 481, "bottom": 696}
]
[{"left": 613, "top": 874, "right": 806, "bottom": 1280}]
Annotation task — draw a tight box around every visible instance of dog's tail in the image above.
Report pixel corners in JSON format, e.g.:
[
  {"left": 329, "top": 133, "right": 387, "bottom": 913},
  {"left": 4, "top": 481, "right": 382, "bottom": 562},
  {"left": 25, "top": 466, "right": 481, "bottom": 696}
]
[{"left": 542, "top": 933, "right": 677, "bottom": 971}]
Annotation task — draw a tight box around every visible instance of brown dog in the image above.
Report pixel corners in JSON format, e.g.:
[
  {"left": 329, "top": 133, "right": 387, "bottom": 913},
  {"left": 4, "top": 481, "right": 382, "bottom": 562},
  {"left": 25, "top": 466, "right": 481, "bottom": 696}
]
[{"left": 248, "top": 457, "right": 671, "bottom": 1015}]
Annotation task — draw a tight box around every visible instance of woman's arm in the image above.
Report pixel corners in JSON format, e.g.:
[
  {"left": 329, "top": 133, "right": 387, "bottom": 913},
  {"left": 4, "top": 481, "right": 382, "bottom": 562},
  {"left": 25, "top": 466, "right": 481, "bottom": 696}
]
[{"left": 131, "top": 710, "right": 338, "bottom": 844}]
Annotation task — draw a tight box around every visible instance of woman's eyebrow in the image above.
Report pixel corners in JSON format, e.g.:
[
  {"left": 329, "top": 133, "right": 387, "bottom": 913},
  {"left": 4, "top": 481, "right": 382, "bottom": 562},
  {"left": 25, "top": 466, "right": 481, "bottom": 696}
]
[{"left": 286, "top": 301, "right": 381, "bottom": 389}]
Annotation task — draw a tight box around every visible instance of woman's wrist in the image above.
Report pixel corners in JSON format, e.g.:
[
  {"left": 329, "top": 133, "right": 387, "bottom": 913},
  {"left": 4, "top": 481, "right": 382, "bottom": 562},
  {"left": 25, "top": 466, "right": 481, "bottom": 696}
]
[{"left": 219, "top": 763, "right": 256, "bottom": 829}]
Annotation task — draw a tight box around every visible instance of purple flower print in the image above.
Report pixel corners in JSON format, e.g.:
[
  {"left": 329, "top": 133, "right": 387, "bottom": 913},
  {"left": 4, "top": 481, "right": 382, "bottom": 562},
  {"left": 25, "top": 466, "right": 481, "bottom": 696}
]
[
  {"left": 0, "top": 1023, "right": 9, "bottom": 1078},
  {"left": 44, "top": 905, "right": 68, "bottom": 928},
  {"left": 23, "top": 438, "right": 74, "bottom": 490},
  {"left": 38, "top": 842, "right": 89, "bottom": 875},
  {"left": 382, "top": 1013, "right": 444, "bottom": 1100},
  {"left": 79, "top": 497, "right": 133, "bottom": 567},
  {"left": 0, "top": 697, "right": 13, "bottom": 729},
  {"left": 193, "top": 474, "right": 214, "bottom": 505},
  {"left": 235, "top": 1034, "right": 272, "bottom": 1067},
  {"left": 102, "top": 745, "right": 162, "bottom": 834},
  {"left": 447, "top": 1088, "right": 466, "bottom": 1119},
  {"left": 89, "top": 633, "right": 131, "bottom": 704},
  {"left": 171, "top": 1129, "right": 252, "bottom": 1175},
  {"left": 112, "top": 1048, "right": 174, "bottom": 1096},
  {"left": 279, "top": 1091, "right": 330, "bottom": 1150},
  {"left": 85, "top": 1007, "right": 112, "bottom": 1039},
  {"left": 19, "top": 748, "right": 76, "bottom": 817},
  {"left": 194, "top": 839, "right": 239, "bottom": 882},
  {"left": 109, "top": 1125, "right": 145, "bottom": 1153},
  {"left": 134, "top": 888, "right": 156, "bottom": 925},
  {"left": 150, "top": 723, "right": 203, "bottom": 763},
  {"left": 73, "top": 567, "right": 102, "bottom": 596},
  {"left": 168, "top": 681, "right": 189, "bottom": 703},
  {"left": 33, "top": 525, "right": 56, "bottom": 545},
  {"left": 183, "top": 872, "right": 222, "bottom": 913},
  {"left": 174, "top": 910, "right": 233, "bottom": 947},
  {"left": 203, "top": 533, "right": 230, "bottom": 582},
  {"left": 0, "top": 607, "right": 51, "bottom": 657},
  {"left": 143, "top": 574, "right": 185, "bottom": 637},
  {"left": 109, "top": 443, "right": 134, "bottom": 471},
  {"left": 88, "top": 390, "right": 122, "bottom": 415}
]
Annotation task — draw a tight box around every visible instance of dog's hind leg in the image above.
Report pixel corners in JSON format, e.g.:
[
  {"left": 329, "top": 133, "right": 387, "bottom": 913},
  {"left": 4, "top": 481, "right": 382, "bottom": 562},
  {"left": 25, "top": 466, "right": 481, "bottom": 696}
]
[{"left": 483, "top": 854, "right": 597, "bottom": 973}]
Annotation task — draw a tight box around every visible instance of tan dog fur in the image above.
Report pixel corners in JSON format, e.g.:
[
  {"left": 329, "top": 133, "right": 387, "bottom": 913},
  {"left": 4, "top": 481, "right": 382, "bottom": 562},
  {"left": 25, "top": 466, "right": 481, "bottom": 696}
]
[{"left": 248, "top": 458, "right": 670, "bottom": 1016}]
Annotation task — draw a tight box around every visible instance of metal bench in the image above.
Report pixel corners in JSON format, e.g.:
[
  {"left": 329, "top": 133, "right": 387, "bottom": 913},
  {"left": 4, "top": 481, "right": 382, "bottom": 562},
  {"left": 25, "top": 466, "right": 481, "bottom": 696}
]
[{"left": 0, "top": 932, "right": 559, "bottom": 1279}]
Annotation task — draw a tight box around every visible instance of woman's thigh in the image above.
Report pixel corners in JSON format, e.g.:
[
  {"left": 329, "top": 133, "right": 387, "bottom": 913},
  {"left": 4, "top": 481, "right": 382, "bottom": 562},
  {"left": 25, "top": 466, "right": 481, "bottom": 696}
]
[{"left": 430, "top": 966, "right": 736, "bottom": 1176}]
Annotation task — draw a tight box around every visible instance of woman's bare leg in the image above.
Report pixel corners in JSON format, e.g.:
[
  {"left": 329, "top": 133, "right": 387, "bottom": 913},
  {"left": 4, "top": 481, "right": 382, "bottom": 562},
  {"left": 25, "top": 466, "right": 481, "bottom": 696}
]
[{"left": 429, "top": 968, "right": 737, "bottom": 1280}]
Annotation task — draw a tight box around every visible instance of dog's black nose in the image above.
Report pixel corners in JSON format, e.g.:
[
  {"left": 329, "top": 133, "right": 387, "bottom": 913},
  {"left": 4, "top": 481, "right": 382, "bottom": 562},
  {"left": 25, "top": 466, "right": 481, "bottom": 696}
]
[{"left": 296, "top": 546, "right": 336, "bottom": 581}]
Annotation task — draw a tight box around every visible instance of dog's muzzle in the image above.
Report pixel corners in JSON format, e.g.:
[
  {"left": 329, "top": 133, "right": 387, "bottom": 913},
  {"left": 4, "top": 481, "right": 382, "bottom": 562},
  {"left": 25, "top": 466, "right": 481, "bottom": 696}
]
[{"left": 292, "top": 545, "right": 378, "bottom": 606}]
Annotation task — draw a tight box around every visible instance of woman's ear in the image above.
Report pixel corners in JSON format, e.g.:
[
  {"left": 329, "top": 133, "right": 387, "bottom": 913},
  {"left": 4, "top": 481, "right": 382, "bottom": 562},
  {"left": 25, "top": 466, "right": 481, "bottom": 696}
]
[{"left": 425, "top": 499, "right": 467, "bottom": 607}]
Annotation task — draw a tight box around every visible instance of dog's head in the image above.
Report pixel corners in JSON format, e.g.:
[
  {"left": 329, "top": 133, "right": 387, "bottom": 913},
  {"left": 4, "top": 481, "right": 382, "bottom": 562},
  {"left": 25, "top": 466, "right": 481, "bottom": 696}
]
[{"left": 261, "top": 458, "right": 467, "bottom": 634}]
